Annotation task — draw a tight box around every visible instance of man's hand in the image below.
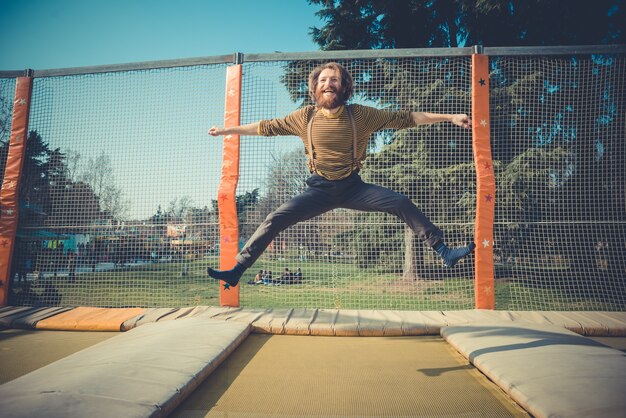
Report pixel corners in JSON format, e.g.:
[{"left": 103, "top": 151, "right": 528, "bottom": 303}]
[
  {"left": 208, "top": 126, "right": 224, "bottom": 136},
  {"left": 451, "top": 114, "right": 471, "bottom": 129},
  {"left": 411, "top": 111, "right": 471, "bottom": 129}
]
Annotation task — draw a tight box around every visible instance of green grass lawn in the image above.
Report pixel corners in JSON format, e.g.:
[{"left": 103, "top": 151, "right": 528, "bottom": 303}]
[{"left": 9, "top": 256, "right": 624, "bottom": 311}]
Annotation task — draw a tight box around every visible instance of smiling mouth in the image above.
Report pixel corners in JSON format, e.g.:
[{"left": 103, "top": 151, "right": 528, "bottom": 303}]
[{"left": 316, "top": 88, "right": 341, "bottom": 107}]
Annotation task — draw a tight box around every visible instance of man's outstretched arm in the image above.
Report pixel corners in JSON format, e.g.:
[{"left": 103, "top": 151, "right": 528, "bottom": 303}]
[
  {"left": 411, "top": 112, "right": 471, "bottom": 129},
  {"left": 208, "top": 122, "right": 260, "bottom": 136}
]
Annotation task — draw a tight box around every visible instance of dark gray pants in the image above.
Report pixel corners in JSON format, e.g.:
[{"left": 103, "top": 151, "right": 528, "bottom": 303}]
[{"left": 235, "top": 172, "right": 443, "bottom": 268}]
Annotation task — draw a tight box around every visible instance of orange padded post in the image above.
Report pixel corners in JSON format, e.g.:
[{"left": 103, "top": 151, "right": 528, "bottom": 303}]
[
  {"left": 0, "top": 76, "right": 33, "bottom": 306},
  {"left": 218, "top": 65, "right": 242, "bottom": 307},
  {"left": 472, "top": 54, "right": 495, "bottom": 309}
]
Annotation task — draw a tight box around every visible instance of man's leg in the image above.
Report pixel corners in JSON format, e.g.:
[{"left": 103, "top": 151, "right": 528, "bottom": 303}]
[
  {"left": 343, "top": 179, "right": 475, "bottom": 267},
  {"left": 208, "top": 184, "right": 338, "bottom": 286},
  {"left": 342, "top": 180, "right": 443, "bottom": 245}
]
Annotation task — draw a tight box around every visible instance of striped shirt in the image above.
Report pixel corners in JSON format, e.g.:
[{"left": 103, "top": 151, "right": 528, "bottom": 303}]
[{"left": 258, "top": 104, "right": 415, "bottom": 180}]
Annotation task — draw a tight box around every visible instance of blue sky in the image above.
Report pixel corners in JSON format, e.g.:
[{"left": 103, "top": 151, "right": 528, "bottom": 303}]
[
  {"left": 0, "top": 0, "right": 323, "bottom": 70},
  {"left": 0, "top": 0, "right": 326, "bottom": 220}
]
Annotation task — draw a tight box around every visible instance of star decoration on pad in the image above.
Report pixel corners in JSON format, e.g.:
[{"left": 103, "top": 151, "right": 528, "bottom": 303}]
[
  {"left": 482, "top": 239, "right": 491, "bottom": 248},
  {"left": 479, "top": 78, "right": 486, "bottom": 86},
  {"left": 485, "top": 194, "right": 493, "bottom": 202},
  {"left": 483, "top": 161, "right": 492, "bottom": 170},
  {"left": 17, "top": 98, "right": 27, "bottom": 106},
  {"left": 228, "top": 88, "right": 236, "bottom": 97},
  {"left": 0, "top": 240, "right": 8, "bottom": 248},
  {"left": 484, "top": 286, "right": 493, "bottom": 296},
  {"left": 223, "top": 282, "right": 231, "bottom": 290},
  {"left": 480, "top": 119, "right": 488, "bottom": 127},
  {"left": 3, "top": 180, "right": 16, "bottom": 190}
]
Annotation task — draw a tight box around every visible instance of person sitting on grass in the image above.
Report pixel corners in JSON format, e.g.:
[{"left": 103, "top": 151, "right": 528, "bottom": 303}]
[
  {"left": 294, "top": 268, "right": 303, "bottom": 283},
  {"left": 281, "top": 267, "right": 294, "bottom": 284},
  {"left": 248, "top": 269, "right": 264, "bottom": 285}
]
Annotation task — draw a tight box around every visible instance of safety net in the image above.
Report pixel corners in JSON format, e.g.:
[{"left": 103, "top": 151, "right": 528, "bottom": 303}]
[
  {"left": 2, "top": 48, "right": 624, "bottom": 310},
  {"left": 489, "top": 53, "right": 626, "bottom": 310},
  {"left": 236, "top": 58, "right": 475, "bottom": 310},
  {"left": 7, "top": 65, "right": 226, "bottom": 307}
]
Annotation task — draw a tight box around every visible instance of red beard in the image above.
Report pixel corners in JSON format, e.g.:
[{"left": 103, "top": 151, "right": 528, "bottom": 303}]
[{"left": 315, "top": 88, "right": 344, "bottom": 109}]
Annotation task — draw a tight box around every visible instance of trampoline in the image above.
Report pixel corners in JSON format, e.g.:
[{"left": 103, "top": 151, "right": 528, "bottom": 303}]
[
  {"left": 1, "top": 306, "right": 625, "bottom": 418},
  {"left": 1, "top": 45, "right": 625, "bottom": 418}
]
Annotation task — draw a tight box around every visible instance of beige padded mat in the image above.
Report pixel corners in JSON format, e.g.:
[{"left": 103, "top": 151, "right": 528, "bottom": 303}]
[
  {"left": 172, "top": 334, "right": 528, "bottom": 417},
  {"left": 442, "top": 323, "right": 626, "bottom": 418},
  {"left": 0, "top": 318, "right": 251, "bottom": 418}
]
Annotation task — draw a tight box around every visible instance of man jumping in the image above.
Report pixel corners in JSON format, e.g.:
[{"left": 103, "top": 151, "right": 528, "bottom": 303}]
[{"left": 208, "top": 62, "right": 475, "bottom": 287}]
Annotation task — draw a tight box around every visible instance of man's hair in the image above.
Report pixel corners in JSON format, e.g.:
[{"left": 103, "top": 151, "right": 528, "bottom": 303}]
[{"left": 308, "top": 62, "right": 354, "bottom": 104}]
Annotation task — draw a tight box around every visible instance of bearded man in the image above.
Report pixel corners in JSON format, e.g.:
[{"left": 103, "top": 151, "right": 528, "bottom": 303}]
[{"left": 208, "top": 62, "right": 475, "bottom": 287}]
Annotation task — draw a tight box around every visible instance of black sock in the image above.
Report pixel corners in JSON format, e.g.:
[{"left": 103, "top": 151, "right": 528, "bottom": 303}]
[{"left": 207, "top": 262, "right": 245, "bottom": 287}]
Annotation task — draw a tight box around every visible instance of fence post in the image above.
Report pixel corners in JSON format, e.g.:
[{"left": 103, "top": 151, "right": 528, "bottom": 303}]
[
  {"left": 218, "top": 64, "right": 242, "bottom": 307},
  {"left": 471, "top": 51, "right": 496, "bottom": 309},
  {"left": 0, "top": 74, "right": 33, "bottom": 306}
]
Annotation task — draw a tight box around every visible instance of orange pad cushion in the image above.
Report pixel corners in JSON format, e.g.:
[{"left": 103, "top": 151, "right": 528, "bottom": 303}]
[{"left": 36, "top": 307, "right": 145, "bottom": 331}]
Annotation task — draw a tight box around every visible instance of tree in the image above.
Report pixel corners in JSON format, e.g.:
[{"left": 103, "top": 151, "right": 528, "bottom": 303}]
[
  {"left": 79, "top": 151, "right": 129, "bottom": 220},
  {"left": 53, "top": 181, "right": 101, "bottom": 227},
  {"left": 0, "top": 130, "right": 104, "bottom": 232},
  {"left": 0, "top": 94, "right": 11, "bottom": 143},
  {"left": 166, "top": 196, "right": 194, "bottom": 223},
  {"left": 149, "top": 205, "right": 167, "bottom": 225},
  {"left": 63, "top": 149, "right": 82, "bottom": 184},
  {"left": 308, "top": 0, "right": 623, "bottom": 49},
  {"left": 26, "top": 142, "right": 102, "bottom": 227},
  {"left": 15, "top": 132, "right": 51, "bottom": 211},
  {"left": 236, "top": 189, "right": 260, "bottom": 219}
]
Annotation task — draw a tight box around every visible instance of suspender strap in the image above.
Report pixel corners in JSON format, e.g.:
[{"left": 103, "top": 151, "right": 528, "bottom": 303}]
[
  {"left": 306, "top": 109, "right": 317, "bottom": 171},
  {"left": 346, "top": 106, "right": 358, "bottom": 165},
  {"left": 306, "top": 105, "right": 358, "bottom": 174}
]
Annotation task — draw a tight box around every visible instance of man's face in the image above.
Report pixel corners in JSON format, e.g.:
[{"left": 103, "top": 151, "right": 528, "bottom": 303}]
[{"left": 315, "top": 68, "right": 343, "bottom": 109}]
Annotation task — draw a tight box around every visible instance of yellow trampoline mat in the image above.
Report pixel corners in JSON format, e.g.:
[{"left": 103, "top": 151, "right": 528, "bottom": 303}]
[
  {"left": 0, "top": 329, "right": 118, "bottom": 385},
  {"left": 173, "top": 335, "right": 529, "bottom": 418}
]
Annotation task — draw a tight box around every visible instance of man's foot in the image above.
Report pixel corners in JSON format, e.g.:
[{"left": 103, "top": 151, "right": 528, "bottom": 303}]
[
  {"left": 435, "top": 242, "right": 476, "bottom": 268},
  {"left": 207, "top": 263, "right": 245, "bottom": 287}
]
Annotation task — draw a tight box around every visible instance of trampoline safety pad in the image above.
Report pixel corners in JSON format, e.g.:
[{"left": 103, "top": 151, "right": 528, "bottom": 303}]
[
  {"left": 442, "top": 323, "right": 626, "bottom": 418},
  {"left": 0, "top": 317, "right": 251, "bottom": 418}
]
